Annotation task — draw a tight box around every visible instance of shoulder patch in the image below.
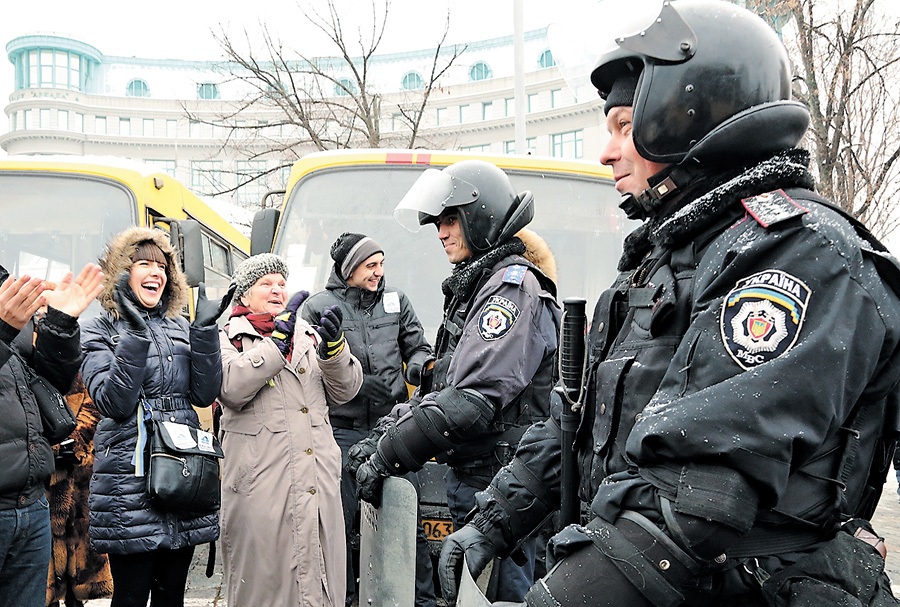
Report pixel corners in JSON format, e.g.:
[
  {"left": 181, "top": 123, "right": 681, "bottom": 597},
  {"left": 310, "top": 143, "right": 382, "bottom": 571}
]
[
  {"left": 502, "top": 265, "right": 527, "bottom": 285},
  {"left": 720, "top": 269, "right": 811, "bottom": 370},
  {"left": 478, "top": 295, "right": 520, "bottom": 341},
  {"left": 741, "top": 189, "right": 808, "bottom": 228}
]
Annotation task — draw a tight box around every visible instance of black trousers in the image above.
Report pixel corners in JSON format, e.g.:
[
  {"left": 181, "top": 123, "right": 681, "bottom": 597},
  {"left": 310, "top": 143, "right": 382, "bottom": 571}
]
[{"left": 107, "top": 546, "right": 195, "bottom": 607}]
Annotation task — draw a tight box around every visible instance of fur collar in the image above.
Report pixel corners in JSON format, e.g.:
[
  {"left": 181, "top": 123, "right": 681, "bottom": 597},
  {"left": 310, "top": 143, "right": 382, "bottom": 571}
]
[
  {"left": 97, "top": 226, "right": 189, "bottom": 318},
  {"left": 618, "top": 149, "right": 816, "bottom": 271},
  {"left": 442, "top": 228, "right": 557, "bottom": 300}
]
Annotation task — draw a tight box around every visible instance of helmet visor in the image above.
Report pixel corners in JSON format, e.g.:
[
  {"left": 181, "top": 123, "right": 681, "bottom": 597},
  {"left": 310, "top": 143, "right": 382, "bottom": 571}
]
[{"left": 394, "top": 168, "right": 479, "bottom": 232}]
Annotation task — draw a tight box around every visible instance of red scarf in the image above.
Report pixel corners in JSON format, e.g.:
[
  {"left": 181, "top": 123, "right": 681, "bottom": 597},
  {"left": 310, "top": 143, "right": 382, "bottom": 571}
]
[{"left": 228, "top": 305, "right": 292, "bottom": 357}]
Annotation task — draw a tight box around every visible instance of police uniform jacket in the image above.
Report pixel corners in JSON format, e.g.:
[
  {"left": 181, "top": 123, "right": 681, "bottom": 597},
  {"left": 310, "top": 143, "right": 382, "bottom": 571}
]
[
  {"left": 301, "top": 268, "right": 431, "bottom": 430},
  {"left": 477, "top": 149, "right": 900, "bottom": 569}
]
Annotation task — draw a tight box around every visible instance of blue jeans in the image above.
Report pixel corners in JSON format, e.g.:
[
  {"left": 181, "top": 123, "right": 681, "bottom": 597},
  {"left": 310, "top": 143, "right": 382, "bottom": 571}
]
[
  {"left": 445, "top": 468, "right": 535, "bottom": 602},
  {"left": 0, "top": 496, "right": 52, "bottom": 607}
]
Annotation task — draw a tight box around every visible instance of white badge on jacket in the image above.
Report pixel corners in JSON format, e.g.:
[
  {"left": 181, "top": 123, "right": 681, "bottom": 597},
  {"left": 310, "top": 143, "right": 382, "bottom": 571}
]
[{"left": 383, "top": 291, "right": 401, "bottom": 314}]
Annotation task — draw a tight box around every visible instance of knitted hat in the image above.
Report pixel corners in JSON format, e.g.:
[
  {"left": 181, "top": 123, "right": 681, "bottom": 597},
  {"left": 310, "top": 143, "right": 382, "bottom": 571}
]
[
  {"left": 603, "top": 73, "right": 639, "bottom": 115},
  {"left": 231, "top": 253, "right": 289, "bottom": 303},
  {"left": 330, "top": 233, "right": 384, "bottom": 280}
]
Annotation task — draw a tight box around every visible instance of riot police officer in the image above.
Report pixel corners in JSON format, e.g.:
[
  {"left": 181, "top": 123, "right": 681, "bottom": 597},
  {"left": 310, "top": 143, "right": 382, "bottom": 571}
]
[
  {"left": 354, "top": 159, "right": 561, "bottom": 602},
  {"left": 438, "top": 1, "right": 900, "bottom": 605}
]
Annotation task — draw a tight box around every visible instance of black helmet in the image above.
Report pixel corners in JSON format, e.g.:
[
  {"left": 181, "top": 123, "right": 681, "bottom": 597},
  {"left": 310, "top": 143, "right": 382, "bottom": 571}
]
[
  {"left": 591, "top": 0, "right": 809, "bottom": 165},
  {"left": 394, "top": 160, "right": 534, "bottom": 256}
]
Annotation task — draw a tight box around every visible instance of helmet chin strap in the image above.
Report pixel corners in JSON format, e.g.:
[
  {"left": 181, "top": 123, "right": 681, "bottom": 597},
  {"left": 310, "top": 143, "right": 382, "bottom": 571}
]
[{"left": 618, "top": 163, "right": 700, "bottom": 221}]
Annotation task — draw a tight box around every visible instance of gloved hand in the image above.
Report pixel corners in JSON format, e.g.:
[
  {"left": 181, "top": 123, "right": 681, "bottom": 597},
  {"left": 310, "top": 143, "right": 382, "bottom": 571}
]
[
  {"left": 438, "top": 520, "right": 498, "bottom": 606},
  {"left": 114, "top": 272, "right": 147, "bottom": 333},
  {"left": 404, "top": 361, "right": 423, "bottom": 386},
  {"left": 347, "top": 416, "right": 395, "bottom": 478},
  {"left": 316, "top": 305, "right": 345, "bottom": 359},
  {"left": 359, "top": 375, "right": 393, "bottom": 403},
  {"left": 356, "top": 449, "right": 392, "bottom": 508},
  {"left": 192, "top": 282, "right": 237, "bottom": 328},
  {"left": 271, "top": 290, "right": 309, "bottom": 356}
]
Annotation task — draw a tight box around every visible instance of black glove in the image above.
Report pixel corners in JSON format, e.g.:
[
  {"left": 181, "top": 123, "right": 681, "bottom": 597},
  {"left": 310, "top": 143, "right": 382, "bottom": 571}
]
[
  {"left": 114, "top": 272, "right": 147, "bottom": 333},
  {"left": 271, "top": 290, "right": 309, "bottom": 356},
  {"left": 192, "top": 282, "right": 236, "bottom": 328},
  {"left": 356, "top": 449, "right": 392, "bottom": 508},
  {"left": 359, "top": 375, "right": 393, "bottom": 403},
  {"left": 347, "top": 416, "right": 395, "bottom": 478},
  {"left": 439, "top": 520, "right": 499, "bottom": 606},
  {"left": 405, "top": 361, "right": 423, "bottom": 386},
  {"left": 316, "top": 305, "right": 345, "bottom": 359}
]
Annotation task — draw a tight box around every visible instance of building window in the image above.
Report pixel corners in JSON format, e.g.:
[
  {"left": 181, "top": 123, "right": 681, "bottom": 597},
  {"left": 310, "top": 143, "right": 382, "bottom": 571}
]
[
  {"left": 461, "top": 143, "right": 491, "bottom": 152},
  {"left": 119, "top": 118, "right": 131, "bottom": 136},
  {"left": 166, "top": 120, "right": 177, "bottom": 138},
  {"left": 191, "top": 160, "right": 224, "bottom": 192},
  {"left": 552, "top": 130, "right": 583, "bottom": 159},
  {"left": 539, "top": 49, "right": 555, "bottom": 68},
  {"left": 145, "top": 159, "right": 177, "bottom": 178},
  {"left": 469, "top": 61, "right": 493, "bottom": 82},
  {"left": 127, "top": 79, "right": 150, "bottom": 98},
  {"left": 197, "top": 83, "right": 220, "bottom": 100},
  {"left": 505, "top": 98, "right": 514, "bottom": 117},
  {"left": 236, "top": 160, "right": 267, "bottom": 208},
  {"left": 143, "top": 118, "right": 154, "bottom": 137},
  {"left": 528, "top": 93, "right": 538, "bottom": 113},
  {"left": 459, "top": 104, "right": 469, "bottom": 123},
  {"left": 96, "top": 116, "right": 107, "bottom": 135},
  {"left": 58, "top": 110, "right": 68, "bottom": 131},
  {"left": 335, "top": 78, "right": 357, "bottom": 97},
  {"left": 40, "top": 109, "right": 50, "bottom": 129},
  {"left": 23, "top": 109, "right": 32, "bottom": 130},
  {"left": 551, "top": 89, "right": 562, "bottom": 108},
  {"left": 74, "top": 113, "right": 83, "bottom": 132},
  {"left": 189, "top": 120, "right": 212, "bottom": 138},
  {"left": 281, "top": 166, "right": 292, "bottom": 188},
  {"left": 436, "top": 107, "right": 447, "bottom": 125},
  {"left": 401, "top": 71, "right": 425, "bottom": 91},
  {"left": 504, "top": 138, "right": 537, "bottom": 155},
  {"left": 482, "top": 102, "right": 492, "bottom": 121},
  {"left": 25, "top": 48, "right": 83, "bottom": 90}
]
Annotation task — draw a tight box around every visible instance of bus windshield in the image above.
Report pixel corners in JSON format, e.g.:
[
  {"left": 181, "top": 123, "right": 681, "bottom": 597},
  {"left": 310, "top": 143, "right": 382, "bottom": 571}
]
[
  {"left": 0, "top": 172, "right": 136, "bottom": 317},
  {"left": 273, "top": 164, "right": 630, "bottom": 337}
]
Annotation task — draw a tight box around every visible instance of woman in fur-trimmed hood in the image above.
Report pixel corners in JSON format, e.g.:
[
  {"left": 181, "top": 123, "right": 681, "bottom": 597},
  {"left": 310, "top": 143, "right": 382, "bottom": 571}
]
[{"left": 80, "top": 226, "right": 224, "bottom": 607}]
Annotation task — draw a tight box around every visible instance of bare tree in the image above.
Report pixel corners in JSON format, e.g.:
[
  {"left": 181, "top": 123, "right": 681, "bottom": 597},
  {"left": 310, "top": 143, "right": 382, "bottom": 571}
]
[
  {"left": 746, "top": 0, "right": 900, "bottom": 238},
  {"left": 186, "top": 0, "right": 463, "bottom": 205}
]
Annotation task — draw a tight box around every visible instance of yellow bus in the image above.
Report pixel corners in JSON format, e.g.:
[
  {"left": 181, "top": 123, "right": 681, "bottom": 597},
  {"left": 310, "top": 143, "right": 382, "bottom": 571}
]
[
  {"left": 0, "top": 156, "right": 250, "bottom": 318},
  {"left": 252, "top": 148, "right": 632, "bottom": 338}
]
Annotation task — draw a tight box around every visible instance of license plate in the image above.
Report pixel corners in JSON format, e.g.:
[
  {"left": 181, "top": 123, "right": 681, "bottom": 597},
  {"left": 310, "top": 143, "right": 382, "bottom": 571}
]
[{"left": 422, "top": 518, "right": 454, "bottom": 541}]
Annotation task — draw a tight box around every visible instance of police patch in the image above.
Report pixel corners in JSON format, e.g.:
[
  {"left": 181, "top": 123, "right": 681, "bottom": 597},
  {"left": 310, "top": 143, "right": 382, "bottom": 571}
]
[
  {"left": 478, "top": 295, "right": 520, "bottom": 341},
  {"left": 720, "top": 270, "right": 811, "bottom": 369}
]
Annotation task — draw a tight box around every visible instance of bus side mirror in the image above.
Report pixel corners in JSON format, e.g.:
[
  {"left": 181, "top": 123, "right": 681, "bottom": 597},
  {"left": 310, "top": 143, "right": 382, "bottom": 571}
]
[
  {"left": 165, "top": 219, "right": 205, "bottom": 287},
  {"left": 251, "top": 208, "right": 281, "bottom": 255}
]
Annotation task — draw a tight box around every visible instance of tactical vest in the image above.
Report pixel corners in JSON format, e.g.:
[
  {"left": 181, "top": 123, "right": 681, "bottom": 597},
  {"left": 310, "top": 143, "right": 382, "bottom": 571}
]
[{"left": 432, "top": 254, "right": 558, "bottom": 477}]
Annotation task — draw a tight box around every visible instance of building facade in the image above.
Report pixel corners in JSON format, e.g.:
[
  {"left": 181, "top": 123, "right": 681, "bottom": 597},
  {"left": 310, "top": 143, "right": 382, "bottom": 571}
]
[{"left": 3, "top": 30, "right": 606, "bottom": 208}]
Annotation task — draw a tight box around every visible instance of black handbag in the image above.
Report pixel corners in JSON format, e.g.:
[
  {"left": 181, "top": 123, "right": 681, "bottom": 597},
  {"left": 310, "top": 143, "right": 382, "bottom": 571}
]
[
  {"left": 147, "top": 419, "right": 224, "bottom": 513},
  {"left": 14, "top": 353, "right": 76, "bottom": 445}
]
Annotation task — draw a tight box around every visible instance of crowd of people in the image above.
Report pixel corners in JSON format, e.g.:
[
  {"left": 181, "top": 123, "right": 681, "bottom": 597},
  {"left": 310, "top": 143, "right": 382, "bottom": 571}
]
[{"left": 3, "top": 1, "right": 900, "bottom": 607}]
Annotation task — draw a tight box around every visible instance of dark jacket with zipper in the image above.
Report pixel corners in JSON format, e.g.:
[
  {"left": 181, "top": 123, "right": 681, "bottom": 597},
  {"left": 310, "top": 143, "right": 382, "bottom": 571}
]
[
  {"left": 301, "top": 268, "right": 431, "bottom": 431},
  {"left": 0, "top": 309, "right": 81, "bottom": 510}
]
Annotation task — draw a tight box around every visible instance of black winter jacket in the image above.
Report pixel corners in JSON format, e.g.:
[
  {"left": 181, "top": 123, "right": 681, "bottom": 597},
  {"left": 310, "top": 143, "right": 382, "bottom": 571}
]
[
  {"left": 301, "top": 268, "right": 431, "bottom": 430},
  {"left": 0, "top": 309, "right": 81, "bottom": 510}
]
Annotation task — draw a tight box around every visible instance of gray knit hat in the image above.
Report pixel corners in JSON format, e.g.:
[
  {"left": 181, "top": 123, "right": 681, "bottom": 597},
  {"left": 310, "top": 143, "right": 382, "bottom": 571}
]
[
  {"left": 231, "top": 253, "right": 289, "bottom": 303},
  {"left": 330, "top": 233, "right": 384, "bottom": 280}
]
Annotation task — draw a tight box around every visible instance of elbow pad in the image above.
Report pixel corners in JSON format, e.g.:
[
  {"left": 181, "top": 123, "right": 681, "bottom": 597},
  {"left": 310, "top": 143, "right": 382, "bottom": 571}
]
[{"left": 378, "top": 386, "right": 495, "bottom": 473}]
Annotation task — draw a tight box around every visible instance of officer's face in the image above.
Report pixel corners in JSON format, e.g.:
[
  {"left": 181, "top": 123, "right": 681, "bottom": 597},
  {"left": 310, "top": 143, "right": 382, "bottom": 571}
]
[
  {"left": 436, "top": 211, "right": 472, "bottom": 264},
  {"left": 346, "top": 253, "right": 384, "bottom": 292},
  {"left": 600, "top": 106, "right": 671, "bottom": 197}
]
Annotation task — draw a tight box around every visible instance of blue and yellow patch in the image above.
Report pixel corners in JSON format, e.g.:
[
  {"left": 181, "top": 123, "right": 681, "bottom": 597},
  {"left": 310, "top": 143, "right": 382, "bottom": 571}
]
[
  {"left": 479, "top": 295, "right": 520, "bottom": 341},
  {"left": 502, "top": 265, "right": 527, "bottom": 285},
  {"left": 720, "top": 270, "right": 811, "bottom": 369}
]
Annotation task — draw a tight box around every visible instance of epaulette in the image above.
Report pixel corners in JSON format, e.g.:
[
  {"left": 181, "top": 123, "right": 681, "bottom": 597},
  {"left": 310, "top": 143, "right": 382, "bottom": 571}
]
[
  {"left": 741, "top": 189, "right": 808, "bottom": 228},
  {"left": 502, "top": 264, "right": 527, "bottom": 285}
]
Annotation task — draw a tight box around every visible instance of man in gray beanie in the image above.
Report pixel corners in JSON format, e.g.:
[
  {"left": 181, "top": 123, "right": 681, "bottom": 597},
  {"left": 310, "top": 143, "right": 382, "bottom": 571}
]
[{"left": 301, "top": 233, "right": 435, "bottom": 607}]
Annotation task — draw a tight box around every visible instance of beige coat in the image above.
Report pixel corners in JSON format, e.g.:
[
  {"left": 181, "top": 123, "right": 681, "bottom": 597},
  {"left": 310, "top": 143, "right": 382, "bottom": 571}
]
[{"left": 218, "top": 316, "right": 362, "bottom": 607}]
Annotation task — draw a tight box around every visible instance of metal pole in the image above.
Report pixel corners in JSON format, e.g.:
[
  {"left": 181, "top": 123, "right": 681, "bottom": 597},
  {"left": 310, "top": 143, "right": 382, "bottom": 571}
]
[{"left": 513, "top": 0, "right": 526, "bottom": 154}]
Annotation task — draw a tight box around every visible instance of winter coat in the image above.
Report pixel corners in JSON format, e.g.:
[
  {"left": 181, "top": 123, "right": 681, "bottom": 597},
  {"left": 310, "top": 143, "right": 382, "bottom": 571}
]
[
  {"left": 81, "top": 226, "right": 222, "bottom": 555},
  {"left": 301, "top": 270, "right": 431, "bottom": 430},
  {"left": 46, "top": 376, "right": 113, "bottom": 604},
  {"left": 0, "top": 309, "right": 81, "bottom": 510},
  {"left": 218, "top": 314, "right": 362, "bottom": 607}
]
